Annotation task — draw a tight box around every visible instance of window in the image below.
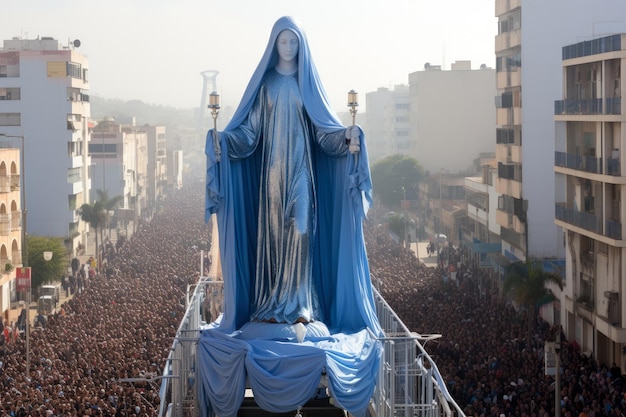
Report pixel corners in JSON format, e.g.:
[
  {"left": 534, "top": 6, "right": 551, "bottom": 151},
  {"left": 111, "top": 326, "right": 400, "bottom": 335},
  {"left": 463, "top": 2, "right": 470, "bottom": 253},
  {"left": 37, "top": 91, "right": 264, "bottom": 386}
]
[
  {"left": 0, "top": 113, "right": 20, "bottom": 126},
  {"left": 67, "top": 167, "right": 81, "bottom": 184},
  {"left": 67, "top": 62, "right": 82, "bottom": 79},
  {"left": 67, "top": 114, "right": 83, "bottom": 131},
  {"left": 89, "top": 143, "right": 117, "bottom": 154},
  {"left": 0, "top": 88, "right": 19, "bottom": 100},
  {"left": 68, "top": 194, "right": 77, "bottom": 210},
  {"left": 67, "top": 141, "right": 83, "bottom": 158}
]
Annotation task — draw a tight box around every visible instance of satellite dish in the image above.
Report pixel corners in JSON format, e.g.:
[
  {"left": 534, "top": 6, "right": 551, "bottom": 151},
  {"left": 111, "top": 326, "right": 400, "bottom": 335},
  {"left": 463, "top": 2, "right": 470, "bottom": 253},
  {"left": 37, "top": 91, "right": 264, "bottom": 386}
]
[
  {"left": 73, "top": 39, "right": 81, "bottom": 48},
  {"left": 424, "top": 62, "right": 431, "bottom": 70},
  {"left": 480, "top": 63, "right": 486, "bottom": 69}
]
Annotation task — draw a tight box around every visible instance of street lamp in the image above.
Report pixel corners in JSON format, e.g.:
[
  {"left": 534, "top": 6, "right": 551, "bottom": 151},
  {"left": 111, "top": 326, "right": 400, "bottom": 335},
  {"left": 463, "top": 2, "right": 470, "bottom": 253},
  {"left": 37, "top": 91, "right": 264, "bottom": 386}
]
[{"left": 0, "top": 133, "right": 28, "bottom": 376}]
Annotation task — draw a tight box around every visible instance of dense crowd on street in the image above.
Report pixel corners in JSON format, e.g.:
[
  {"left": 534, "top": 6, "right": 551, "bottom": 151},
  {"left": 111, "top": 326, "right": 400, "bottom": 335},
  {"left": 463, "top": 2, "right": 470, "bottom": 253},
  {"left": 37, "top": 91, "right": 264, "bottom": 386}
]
[
  {"left": 1, "top": 173, "right": 626, "bottom": 416},
  {"left": 365, "top": 202, "right": 626, "bottom": 417},
  {"left": 0, "top": 177, "right": 209, "bottom": 416}
]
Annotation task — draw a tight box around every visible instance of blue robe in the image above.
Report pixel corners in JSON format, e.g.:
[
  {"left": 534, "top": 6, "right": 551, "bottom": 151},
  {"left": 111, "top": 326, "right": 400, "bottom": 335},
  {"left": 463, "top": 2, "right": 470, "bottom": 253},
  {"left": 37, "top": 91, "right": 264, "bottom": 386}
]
[{"left": 201, "top": 16, "right": 382, "bottom": 417}]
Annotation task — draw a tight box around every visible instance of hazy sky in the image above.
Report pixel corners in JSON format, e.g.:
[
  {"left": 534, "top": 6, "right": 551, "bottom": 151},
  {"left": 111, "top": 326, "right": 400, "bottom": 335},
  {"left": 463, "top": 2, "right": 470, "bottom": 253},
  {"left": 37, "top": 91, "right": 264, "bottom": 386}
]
[{"left": 3, "top": 0, "right": 497, "bottom": 112}]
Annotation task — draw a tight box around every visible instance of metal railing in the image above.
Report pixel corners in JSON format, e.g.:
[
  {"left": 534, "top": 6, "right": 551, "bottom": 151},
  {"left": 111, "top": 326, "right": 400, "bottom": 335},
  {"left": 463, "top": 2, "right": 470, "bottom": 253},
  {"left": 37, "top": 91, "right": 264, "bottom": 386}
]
[{"left": 157, "top": 278, "right": 465, "bottom": 417}]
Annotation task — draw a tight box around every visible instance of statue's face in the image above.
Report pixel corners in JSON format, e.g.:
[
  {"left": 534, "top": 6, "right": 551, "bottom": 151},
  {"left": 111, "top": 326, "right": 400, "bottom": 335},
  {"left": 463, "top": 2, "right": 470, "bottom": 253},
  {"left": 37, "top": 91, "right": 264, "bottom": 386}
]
[{"left": 276, "top": 30, "right": 298, "bottom": 63}]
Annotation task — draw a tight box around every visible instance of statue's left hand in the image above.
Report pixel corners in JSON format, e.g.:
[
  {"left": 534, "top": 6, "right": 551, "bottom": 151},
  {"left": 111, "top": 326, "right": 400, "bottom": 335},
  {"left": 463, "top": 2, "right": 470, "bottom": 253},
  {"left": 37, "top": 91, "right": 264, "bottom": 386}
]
[{"left": 345, "top": 126, "right": 360, "bottom": 154}]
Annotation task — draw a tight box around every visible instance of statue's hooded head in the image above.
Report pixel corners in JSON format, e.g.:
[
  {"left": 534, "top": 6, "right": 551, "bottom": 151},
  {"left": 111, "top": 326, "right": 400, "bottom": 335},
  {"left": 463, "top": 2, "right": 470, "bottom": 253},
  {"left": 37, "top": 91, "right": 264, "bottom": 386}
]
[{"left": 226, "top": 16, "right": 342, "bottom": 132}]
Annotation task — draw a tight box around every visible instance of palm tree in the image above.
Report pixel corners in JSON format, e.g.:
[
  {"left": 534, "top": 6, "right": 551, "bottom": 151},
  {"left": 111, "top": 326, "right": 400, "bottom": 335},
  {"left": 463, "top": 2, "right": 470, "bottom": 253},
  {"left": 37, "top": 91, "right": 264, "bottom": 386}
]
[
  {"left": 78, "top": 190, "right": 123, "bottom": 271},
  {"left": 503, "top": 258, "right": 563, "bottom": 346},
  {"left": 78, "top": 199, "right": 105, "bottom": 270},
  {"left": 95, "top": 189, "right": 123, "bottom": 242}
]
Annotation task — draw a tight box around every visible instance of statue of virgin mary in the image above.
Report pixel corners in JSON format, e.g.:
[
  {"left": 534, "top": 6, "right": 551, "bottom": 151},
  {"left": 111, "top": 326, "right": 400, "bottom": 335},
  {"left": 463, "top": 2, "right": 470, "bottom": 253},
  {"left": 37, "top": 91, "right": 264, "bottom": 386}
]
[
  {"left": 200, "top": 16, "right": 382, "bottom": 417},
  {"left": 205, "top": 15, "right": 379, "bottom": 334}
]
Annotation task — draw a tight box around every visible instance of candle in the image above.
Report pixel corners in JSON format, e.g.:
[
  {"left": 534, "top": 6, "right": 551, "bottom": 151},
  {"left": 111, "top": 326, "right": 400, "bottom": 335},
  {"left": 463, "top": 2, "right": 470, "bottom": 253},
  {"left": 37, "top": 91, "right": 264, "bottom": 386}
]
[
  {"left": 347, "top": 89, "right": 358, "bottom": 107},
  {"left": 209, "top": 91, "right": 220, "bottom": 108}
]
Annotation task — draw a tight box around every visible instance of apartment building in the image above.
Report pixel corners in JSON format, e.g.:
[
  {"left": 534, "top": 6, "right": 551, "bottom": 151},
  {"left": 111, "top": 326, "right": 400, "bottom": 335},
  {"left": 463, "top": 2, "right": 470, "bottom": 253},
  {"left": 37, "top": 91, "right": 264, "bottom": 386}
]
[
  {"left": 0, "top": 147, "right": 22, "bottom": 324},
  {"left": 365, "top": 85, "right": 410, "bottom": 163},
  {"left": 409, "top": 61, "right": 495, "bottom": 175},
  {"left": 0, "top": 37, "right": 91, "bottom": 255},
  {"left": 138, "top": 124, "right": 167, "bottom": 218},
  {"left": 494, "top": 0, "right": 626, "bottom": 263},
  {"left": 554, "top": 34, "right": 626, "bottom": 366},
  {"left": 464, "top": 157, "right": 502, "bottom": 269},
  {"left": 90, "top": 120, "right": 148, "bottom": 233}
]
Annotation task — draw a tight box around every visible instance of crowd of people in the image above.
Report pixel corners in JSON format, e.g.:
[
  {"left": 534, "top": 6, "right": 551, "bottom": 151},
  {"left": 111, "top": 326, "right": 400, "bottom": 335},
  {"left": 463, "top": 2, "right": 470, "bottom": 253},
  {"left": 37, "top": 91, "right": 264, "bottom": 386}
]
[
  {"left": 0, "top": 178, "right": 209, "bottom": 416},
  {"left": 365, "top": 202, "right": 626, "bottom": 417},
  {"left": 1, "top": 172, "right": 625, "bottom": 416}
]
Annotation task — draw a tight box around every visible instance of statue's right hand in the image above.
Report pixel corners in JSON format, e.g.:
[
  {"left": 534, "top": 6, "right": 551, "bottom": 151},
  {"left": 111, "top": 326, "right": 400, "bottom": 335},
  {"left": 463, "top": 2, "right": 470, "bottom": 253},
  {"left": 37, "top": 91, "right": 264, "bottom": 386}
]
[{"left": 210, "top": 129, "right": 222, "bottom": 161}]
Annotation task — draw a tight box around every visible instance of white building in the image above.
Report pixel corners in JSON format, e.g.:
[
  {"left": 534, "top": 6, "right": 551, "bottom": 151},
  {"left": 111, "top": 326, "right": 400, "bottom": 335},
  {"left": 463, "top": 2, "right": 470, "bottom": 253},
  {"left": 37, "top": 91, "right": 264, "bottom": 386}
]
[
  {"left": 167, "top": 149, "right": 184, "bottom": 190},
  {"left": 0, "top": 37, "right": 91, "bottom": 255},
  {"left": 554, "top": 33, "right": 626, "bottom": 367},
  {"left": 495, "top": 0, "right": 626, "bottom": 262},
  {"left": 138, "top": 124, "right": 167, "bottom": 218},
  {"left": 464, "top": 157, "right": 502, "bottom": 269},
  {"left": 90, "top": 121, "right": 148, "bottom": 233},
  {"left": 409, "top": 61, "right": 495, "bottom": 175},
  {"left": 365, "top": 85, "right": 410, "bottom": 163}
]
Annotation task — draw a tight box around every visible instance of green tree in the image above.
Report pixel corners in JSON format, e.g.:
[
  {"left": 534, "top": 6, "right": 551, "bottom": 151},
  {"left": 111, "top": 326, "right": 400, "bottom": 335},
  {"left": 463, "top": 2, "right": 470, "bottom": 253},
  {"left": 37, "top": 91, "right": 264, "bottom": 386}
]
[
  {"left": 26, "top": 236, "right": 67, "bottom": 288},
  {"left": 95, "top": 189, "right": 123, "bottom": 242},
  {"left": 371, "top": 154, "right": 424, "bottom": 207},
  {"left": 503, "top": 259, "right": 563, "bottom": 345},
  {"left": 78, "top": 198, "right": 105, "bottom": 270},
  {"left": 78, "top": 189, "right": 123, "bottom": 270}
]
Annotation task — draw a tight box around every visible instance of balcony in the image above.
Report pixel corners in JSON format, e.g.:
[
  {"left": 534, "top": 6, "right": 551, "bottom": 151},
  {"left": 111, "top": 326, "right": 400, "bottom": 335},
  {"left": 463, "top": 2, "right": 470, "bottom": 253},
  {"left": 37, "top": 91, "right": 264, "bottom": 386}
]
[
  {"left": 554, "top": 98, "right": 602, "bottom": 115},
  {"left": 496, "top": 107, "right": 522, "bottom": 126},
  {"left": 10, "top": 210, "right": 19, "bottom": 231},
  {"left": 606, "top": 220, "right": 622, "bottom": 240},
  {"left": 0, "top": 175, "right": 9, "bottom": 193},
  {"left": 500, "top": 226, "right": 525, "bottom": 252},
  {"left": 555, "top": 203, "right": 602, "bottom": 235},
  {"left": 562, "top": 34, "right": 622, "bottom": 60},
  {"left": 496, "top": 68, "right": 521, "bottom": 89},
  {"left": 496, "top": 177, "right": 522, "bottom": 199},
  {"left": 495, "top": 29, "right": 521, "bottom": 52},
  {"left": 10, "top": 174, "right": 19, "bottom": 191},
  {"left": 555, "top": 151, "right": 621, "bottom": 176},
  {"left": 497, "top": 143, "right": 522, "bottom": 164},
  {"left": 0, "top": 214, "right": 9, "bottom": 236}
]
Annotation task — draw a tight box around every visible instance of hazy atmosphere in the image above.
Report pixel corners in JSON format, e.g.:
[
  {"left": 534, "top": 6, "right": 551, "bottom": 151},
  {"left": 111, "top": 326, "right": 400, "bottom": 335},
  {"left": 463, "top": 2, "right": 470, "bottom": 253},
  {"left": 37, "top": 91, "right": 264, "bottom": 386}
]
[{"left": 3, "top": 0, "right": 497, "bottom": 112}]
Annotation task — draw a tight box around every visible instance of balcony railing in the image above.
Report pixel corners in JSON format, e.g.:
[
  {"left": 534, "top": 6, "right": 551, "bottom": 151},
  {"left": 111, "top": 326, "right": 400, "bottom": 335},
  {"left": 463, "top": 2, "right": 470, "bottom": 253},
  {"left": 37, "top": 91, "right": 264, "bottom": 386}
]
[
  {"left": 562, "top": 34, "right": 621, "bottom": 60},
  {"left": 0, "top": 176, "right": 9, "bottom": 193},
  {"left": 555, "top": 203, "right": 602, "bottom": 235},
  {"left": 10, "top": 210, "right": 20, "bottom": 231},
  {"left": 606, "top": 97, "right": 622, "bottom": 115},
  {"left": 554, "top": 98, "right": 602, "bottom": 115},
  {"left": 606, "top": 220, "right": 622, "bottom": 240},
  {"left": 0, "top": 214, "right": 9, "bottom": 236},
  {"left": 555, "top": 151, "right": 620, "bottom": 176},
  {"left": 607, "top": 157, "right": 621, "bottom": 176}
]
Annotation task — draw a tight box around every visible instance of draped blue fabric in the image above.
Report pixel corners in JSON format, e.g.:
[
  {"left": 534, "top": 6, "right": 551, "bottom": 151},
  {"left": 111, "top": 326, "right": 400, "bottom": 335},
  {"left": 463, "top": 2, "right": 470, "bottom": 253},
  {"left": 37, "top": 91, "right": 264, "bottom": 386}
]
[
  {"left": 202, "top": 15, "right": 382, "bottom": 417},
  {"left": 197, "top": 329, "right": 381, "bottom": 417}
]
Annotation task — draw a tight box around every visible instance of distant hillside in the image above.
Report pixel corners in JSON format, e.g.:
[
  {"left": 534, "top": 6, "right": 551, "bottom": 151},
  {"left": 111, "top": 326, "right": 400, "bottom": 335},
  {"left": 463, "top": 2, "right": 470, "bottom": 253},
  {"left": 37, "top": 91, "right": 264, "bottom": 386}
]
[{"left": 90, "top": 96, "right": 196, "bottom": 127}]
